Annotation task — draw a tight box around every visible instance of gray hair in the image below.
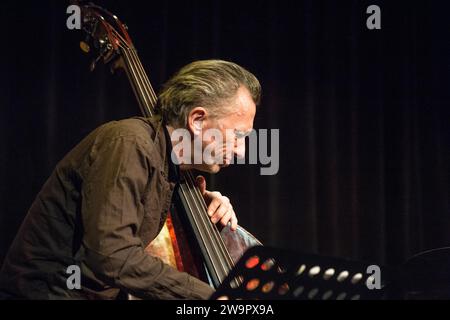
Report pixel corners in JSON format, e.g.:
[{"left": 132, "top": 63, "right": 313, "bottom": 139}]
[{"left": 157, "top": 59, "right": 261, "bottom": 128}]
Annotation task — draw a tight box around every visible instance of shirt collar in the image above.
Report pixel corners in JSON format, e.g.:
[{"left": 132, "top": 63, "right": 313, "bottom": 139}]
[{"left": 161, "top": 120, "right": 180, "bottom": 184}]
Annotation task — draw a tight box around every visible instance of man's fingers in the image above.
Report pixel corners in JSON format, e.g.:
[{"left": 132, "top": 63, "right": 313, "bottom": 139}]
[
  {"left": 230, "top": 212, "right": 238, "bottom": 231},
  {"left": 219, "top": 209, "right": 233, "bottom": 227},
  {"left": 203, "top": 190, "right": 236, "bottom": 228},
  {"left": 207, "top": 197, "right": 222, "bottom": 217},
  {"left": 206, "top": 192, "right": 227, "bottom": 215},
  {"left": 210, "top": 202, "right": 230, "bottom": 223},
  {"left": 195, "top": 175, "right": 207, "bottom": 195}
]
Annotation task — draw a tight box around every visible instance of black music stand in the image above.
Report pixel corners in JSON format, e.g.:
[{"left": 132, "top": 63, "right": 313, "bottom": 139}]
[
  {"left": 210, "top": 246, "right": 388, "bottom": 300},
  {"left": 393, "top": 247, "right": 450, "bottom": 299}
]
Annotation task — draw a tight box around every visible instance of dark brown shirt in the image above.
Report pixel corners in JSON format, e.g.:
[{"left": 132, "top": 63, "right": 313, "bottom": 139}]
[{"left": 0, "top": 117, "right": 214, "bottom": 300}]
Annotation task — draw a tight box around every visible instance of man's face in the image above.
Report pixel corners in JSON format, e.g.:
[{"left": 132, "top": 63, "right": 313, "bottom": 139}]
[{"left": 192, "top": 86, "right": 256, "bottom": 173}]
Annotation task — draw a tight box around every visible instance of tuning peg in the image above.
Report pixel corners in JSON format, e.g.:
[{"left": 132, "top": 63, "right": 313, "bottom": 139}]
[
  {"left": 89, "top": 54, "right": 103, "bottom": 72},
  {"left": 80, "top": 41, "right": 90, "bottom": 53},
  {"left": 80, "top": 32, "right": 92, "bottom": 53}
]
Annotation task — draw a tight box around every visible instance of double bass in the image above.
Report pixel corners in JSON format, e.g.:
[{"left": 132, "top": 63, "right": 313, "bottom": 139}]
[{"left": 75, "top": 2, "right": 261, "bottom": 293}]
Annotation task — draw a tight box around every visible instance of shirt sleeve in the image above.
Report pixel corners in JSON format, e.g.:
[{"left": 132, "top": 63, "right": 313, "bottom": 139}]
[{"left": 80, "top": 135, "right": 215, "bottom": 299}]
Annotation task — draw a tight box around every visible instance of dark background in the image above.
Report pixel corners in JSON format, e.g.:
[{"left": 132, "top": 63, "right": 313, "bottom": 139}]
[{"left": 0, "top": 0, "right": 449, "bottom": 268}]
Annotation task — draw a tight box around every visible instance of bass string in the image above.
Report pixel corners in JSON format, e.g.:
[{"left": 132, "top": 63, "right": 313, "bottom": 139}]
[{"left": 182, "top": 172, "right": 235, "bottom": 280}]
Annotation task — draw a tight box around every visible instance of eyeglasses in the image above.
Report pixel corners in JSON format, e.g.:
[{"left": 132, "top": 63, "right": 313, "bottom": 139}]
[{"left": 214, "top": 118, "right": 252, "bottom": 140}]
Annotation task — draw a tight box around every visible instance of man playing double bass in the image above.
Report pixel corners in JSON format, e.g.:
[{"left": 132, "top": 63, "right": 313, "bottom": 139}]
[{"left": 0, "top": 60, "right": 260, "bottom": 299}]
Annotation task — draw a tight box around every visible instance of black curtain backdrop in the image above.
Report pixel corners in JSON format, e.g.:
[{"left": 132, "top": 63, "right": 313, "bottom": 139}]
[{"left": 0, "top": 0, "right": 449, "bottom": 269}]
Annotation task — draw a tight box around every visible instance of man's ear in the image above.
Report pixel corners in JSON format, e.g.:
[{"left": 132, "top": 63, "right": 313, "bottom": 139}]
[{"left": 188, "top": 107, "right": 207, "bottom": 136}]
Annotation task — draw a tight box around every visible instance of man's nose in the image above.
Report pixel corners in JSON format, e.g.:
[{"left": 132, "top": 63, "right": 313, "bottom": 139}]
[{"left": 234, "top": 139, "right": 246, "bottom": 159}]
